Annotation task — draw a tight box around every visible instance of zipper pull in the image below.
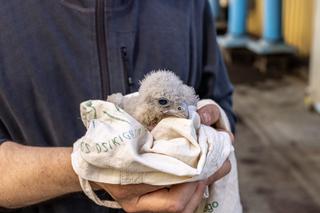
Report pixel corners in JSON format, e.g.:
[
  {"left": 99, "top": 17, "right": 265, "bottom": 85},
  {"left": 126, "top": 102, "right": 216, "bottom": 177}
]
[{"left": 120, "top": 46, "right": 133, "bottom": 90}]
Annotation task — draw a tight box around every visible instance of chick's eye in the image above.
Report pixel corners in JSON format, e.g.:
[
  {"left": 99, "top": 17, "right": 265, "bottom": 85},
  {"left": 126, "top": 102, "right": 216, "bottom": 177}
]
[{"left": 158, "top": 99, "right": 168, "bottom": 106}]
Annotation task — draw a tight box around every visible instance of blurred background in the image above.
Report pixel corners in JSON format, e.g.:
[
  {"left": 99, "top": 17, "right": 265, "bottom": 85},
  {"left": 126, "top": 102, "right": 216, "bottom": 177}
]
[{"left": 210, "top": 0, "right": 320, "bottom": 212}]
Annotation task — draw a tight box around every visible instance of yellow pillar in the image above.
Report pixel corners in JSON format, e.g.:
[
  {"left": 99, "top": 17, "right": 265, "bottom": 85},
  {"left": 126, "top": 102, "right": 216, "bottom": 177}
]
[{"left": 247, "top": 0, "right": 314, "bottom": 57}]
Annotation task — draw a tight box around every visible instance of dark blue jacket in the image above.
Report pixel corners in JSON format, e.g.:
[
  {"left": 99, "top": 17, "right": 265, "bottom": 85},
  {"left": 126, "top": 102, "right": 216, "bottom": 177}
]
[{"left": 0, "top": 0, "right": 235, "bottom": 212}]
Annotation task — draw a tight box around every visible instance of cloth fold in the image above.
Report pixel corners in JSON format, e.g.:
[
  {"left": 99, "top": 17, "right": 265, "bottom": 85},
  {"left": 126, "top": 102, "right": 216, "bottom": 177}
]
[{"left": 71, "top": 99, "right": 242, "bottom": 213}]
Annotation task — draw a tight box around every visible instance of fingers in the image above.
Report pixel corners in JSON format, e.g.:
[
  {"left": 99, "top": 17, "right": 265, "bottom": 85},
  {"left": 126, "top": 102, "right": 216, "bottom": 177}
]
[
  {"left": 99, "top": 174, "right": 230, "bottom": 213},
  {"left": 206, "top": 160, "right": 231, "bottom": 185},
  {"left": 181, "top": 182, "right": 207, "bottom": 213},
  {"left": 197, "top": 104, "right": 220, "bottom": 126},
  {"left": 198, "top": 104, "right": 235, "bottom": 143},
  {"left": 214, "top": 116, "right": 227, "bottom": 130},
  {"left": 97, "top": 182, "right": 164, "bottom": 200},
  {"left": 122, "top": 184, "right": 164, "bottom": 197},
  {"left": 125, "top": 182, "right": 199, "bottom": 212}
]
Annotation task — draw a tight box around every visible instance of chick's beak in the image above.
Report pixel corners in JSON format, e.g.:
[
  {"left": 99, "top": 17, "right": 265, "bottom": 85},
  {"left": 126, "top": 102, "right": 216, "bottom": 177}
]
[{"left": 163, "top": 102, "right": 189, "bottom": 118}]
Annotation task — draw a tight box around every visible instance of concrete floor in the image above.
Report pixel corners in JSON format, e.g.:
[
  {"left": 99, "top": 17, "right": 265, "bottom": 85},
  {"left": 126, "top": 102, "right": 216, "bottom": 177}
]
[{"left": 233, "top": 75, "right": 320, "bottom": 213}]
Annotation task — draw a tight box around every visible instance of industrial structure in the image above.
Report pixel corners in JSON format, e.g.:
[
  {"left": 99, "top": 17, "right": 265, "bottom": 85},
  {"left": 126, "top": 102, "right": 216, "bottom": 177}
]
[{"left": 210, "top": 0, "right": 319, "bottom": 112}]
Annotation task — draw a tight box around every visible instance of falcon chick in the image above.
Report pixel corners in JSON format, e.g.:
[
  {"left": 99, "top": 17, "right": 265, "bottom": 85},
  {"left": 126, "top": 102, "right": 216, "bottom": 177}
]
[{"left": 107, "top": 70, "right": 199, "bottom": 129}]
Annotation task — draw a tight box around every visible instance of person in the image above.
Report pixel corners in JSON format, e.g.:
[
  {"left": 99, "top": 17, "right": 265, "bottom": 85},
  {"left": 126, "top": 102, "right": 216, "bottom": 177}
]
[{"left": 0, "top": 0, "right": 236, "bottom": 212}]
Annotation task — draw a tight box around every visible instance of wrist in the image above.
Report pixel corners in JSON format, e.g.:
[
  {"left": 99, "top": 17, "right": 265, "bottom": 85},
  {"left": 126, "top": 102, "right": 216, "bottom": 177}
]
[{"left": 56, "top": 147, "right": 82, "bottom": 193}]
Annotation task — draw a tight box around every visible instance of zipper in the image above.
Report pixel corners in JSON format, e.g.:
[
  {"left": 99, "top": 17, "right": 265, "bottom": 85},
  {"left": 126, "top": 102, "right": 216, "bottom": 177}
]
[
  {"left": 120, "top": 46, "right": 132, "bottom": 93},
  {"left": 96, "top": 0, "right": 109, "bottom": 99}
]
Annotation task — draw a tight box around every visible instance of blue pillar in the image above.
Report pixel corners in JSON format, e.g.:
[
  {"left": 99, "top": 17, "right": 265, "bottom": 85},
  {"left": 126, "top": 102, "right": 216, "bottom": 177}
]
[
  {"left": 264, "top": 0, "right": 282, "bottom": 42},
  {"left": 247, "top": 0, "right": 295, "bottom": 54},
  {"left": 218, "top": 0, "right": 249, "bottom": 48},
  {"left": 228, "top": 0, "right": 248, "bottom": 37},
  {"left": 209, "top": 0, "right": 221, "bottom": 20}
]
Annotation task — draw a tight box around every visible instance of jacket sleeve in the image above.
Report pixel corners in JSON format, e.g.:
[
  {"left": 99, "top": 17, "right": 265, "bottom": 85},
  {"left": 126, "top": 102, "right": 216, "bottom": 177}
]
[
  {"left": 198, "top": 0, "right": 236, "bottom": 132},
  {"left": 0, "top": 119, "right": 11, "bottom": 144}
]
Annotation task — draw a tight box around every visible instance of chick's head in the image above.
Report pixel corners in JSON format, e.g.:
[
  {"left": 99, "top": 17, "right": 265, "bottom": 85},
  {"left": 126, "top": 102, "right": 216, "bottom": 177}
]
[{"left": 135, "top": 70, "right": 199, "bottom": 127}]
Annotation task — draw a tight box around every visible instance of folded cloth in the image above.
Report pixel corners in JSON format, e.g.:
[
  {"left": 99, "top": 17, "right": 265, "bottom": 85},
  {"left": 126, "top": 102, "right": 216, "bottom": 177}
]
[{"left": 71, "top": 98, "right": 242, "bottom": 213}]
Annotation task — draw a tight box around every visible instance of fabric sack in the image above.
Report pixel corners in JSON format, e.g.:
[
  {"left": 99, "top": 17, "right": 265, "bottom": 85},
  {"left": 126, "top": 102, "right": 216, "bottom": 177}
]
[{"left": 71, "top": 99, "right": 242, "bottom": 213}]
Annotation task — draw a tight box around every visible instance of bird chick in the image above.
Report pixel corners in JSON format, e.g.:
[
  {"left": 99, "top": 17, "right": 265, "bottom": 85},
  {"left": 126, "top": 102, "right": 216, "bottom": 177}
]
[{"left": 107, "top": 70, "right": 199, "bottom": 129}]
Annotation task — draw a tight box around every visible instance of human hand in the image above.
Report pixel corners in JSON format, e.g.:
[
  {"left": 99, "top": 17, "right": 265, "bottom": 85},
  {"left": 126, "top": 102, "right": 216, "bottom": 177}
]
[
  {"left": 197, "top": 104, "right": 233, "bottom": 187},
  {"left": 197, "top": 104, "right": 234, "bottom": 141},
  {"left": 94, "top": 181, "right": 203, "bottom": 212},
  {"left": 93, "top": 161, "right": 231, "bottom": 213},
  {"left": 204, "top": 159, "right": 231, "bottom": 185}
]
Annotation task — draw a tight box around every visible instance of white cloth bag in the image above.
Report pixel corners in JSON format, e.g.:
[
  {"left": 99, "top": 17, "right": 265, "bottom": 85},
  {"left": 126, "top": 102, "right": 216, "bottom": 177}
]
[{"left": 71, "top": 99, "right": 242, "bottom": 213}]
